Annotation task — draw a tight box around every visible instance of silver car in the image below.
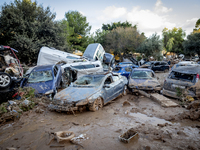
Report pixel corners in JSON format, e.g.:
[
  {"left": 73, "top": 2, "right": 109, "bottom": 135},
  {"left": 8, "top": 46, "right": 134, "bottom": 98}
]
[{"left": 49, "top": 72, "right": 128, "bottom": 112}]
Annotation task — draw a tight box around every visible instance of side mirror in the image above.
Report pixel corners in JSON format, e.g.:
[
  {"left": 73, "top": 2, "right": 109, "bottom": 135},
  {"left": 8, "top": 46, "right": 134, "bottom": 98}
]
[{"left": 103, "top": 84, "right": 110, "bottom": 88}]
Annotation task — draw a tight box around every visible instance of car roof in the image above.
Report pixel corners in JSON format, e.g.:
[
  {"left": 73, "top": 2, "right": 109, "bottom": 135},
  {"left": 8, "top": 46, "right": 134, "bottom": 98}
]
[
  {"left": 172, "top": 66, "right": 200, "bottom": 74},
  {"left": 132, "top": 68, "right": 153, "bottom": 71},
  {"left": 177, "top": 61, "right": 197, "bottom": 65}
]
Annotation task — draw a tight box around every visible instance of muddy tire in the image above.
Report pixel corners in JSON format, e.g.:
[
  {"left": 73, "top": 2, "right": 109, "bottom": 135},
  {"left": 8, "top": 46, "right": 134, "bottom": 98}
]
[
  {"left": 164, "top": 69, "right": 169, "bottom": 73},
  {"left": 89, "top": 97, "right": 103, "bottom": 112},
  {"left": 0, "top": 72, "right": 12, "bottom": 89},
  {"left": 123, "top": 85, "right": 128, "bottom": 96}
]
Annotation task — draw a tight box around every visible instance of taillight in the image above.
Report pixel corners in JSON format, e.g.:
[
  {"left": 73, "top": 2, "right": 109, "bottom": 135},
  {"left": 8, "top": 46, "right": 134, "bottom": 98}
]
[{"left": 196, "top": 74, "right": 199, "bottom": 83}]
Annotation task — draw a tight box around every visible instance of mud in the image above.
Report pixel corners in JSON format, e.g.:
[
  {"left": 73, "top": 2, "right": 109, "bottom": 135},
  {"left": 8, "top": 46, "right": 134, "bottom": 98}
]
[{"left": 0, "top": 72, "right": 200, "bottom": 149}]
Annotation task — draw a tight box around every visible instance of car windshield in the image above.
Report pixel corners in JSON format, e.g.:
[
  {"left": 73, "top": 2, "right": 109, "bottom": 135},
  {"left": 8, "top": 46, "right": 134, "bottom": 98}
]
[
  {"left": 73, "top": 75, "right": 104, "bottom": 87},
  {"left": 131, "top": 70, "right": 153, "bottom": 79},
  {"left": 28, "top": 70, "right": 53, "bottom": 83},
  {"left": 169, "top": 71, "right": 195, "bottom": 82}
]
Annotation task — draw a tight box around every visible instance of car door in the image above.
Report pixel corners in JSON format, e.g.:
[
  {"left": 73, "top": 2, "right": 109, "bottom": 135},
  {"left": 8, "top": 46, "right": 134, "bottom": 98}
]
[
  {"left": 112, "top": 75, "right": 124, "bottom": 96},
  {"left": 103, "top": 76, "right": 115, "bottom": 103}
]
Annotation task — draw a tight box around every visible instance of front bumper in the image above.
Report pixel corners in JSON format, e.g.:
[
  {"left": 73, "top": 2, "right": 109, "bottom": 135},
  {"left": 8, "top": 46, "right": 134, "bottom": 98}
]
[
  {"left": 129, "top": 85, "right": 161, "bottom": 92},
  {"left": 48, "top": 103, "right": 78, "bottom": 112}
]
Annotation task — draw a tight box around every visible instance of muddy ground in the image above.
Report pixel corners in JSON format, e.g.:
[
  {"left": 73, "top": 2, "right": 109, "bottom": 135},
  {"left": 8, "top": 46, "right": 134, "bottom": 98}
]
[{"left": 1, "top": 72, "right": 200, "bottom": 150}]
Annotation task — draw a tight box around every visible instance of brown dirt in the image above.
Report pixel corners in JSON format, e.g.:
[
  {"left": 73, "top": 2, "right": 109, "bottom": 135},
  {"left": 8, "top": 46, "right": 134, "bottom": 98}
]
[{"left": 0, "top": 72, "right": 200, "bottom": 150}]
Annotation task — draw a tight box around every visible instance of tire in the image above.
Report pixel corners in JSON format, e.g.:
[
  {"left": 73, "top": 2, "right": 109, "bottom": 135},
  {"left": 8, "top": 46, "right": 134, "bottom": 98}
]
[
  {"left": 123, "top": 85, "right": 128, "bottom": 96},
  {"left": 0, "top": 72, "right": 12, "bottom": 89},
  {"left": 89, "top": 97, "right": 103, "bottom": 112}
]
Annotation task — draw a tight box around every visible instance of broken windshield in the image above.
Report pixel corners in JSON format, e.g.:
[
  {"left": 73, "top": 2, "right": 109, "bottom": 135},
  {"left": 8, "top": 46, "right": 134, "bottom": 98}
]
[
  {"left": 169, "top": 71, "right": 195, "bottom": 82},
  {"left": 28, "top": 70, "right": 53, "bottom": 83},
  {"left": 73, "top": 75, "right": 104, "bottom": 87},
  {"left": 131, "top": 70, "right": 153, "bottom": 79}
]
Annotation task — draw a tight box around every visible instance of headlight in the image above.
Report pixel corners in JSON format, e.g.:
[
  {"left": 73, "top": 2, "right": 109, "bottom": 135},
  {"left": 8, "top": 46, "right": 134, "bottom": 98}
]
[{"left": 45, "top": 89, "right": 54, "bottom": 95}]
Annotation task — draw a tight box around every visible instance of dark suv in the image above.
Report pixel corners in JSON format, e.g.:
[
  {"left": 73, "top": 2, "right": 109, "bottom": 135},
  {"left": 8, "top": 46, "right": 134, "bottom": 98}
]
[
  {"left": 0, "top": 45, "right": 23, "bottom": 100},
  {"left": 151, "top": 61, "right": 170, "bottom": 72}
]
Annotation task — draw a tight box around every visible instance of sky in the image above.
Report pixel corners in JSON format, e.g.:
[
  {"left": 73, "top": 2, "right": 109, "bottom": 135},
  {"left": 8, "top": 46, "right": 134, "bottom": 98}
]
[{"left": 1, "top": 0, "right": 200, "bottom": 38}]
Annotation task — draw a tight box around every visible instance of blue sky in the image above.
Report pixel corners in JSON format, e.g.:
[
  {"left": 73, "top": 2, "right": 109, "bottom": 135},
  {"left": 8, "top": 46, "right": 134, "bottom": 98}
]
[{"left": 1, "top": 0, "right": 200, "bottom": 37}]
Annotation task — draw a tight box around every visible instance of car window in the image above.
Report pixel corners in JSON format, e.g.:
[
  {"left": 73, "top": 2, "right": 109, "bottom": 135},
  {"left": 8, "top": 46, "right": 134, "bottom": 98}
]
[
  {"left": 104, "top": 76, "right": 113, "bottom": 84},
  {"left": 113, "top": 67, "right": 121, "bottom": 71},
  {"left": 125, "top": 67, "right": 132, "bottom": 72},
  {"left": 112, "top": 75, "right": 119, "bottom": 82},
  {"left": 131, "top": 70, "right": 153, "bottom": 79},
  {"left": 169, "top": 71, "right": 195, "bottom": 82},
  {"left": 74, "top": 75, "right": 104, "bottom": 87},
  {"left": 28, "top": 70, "right": 53, "bottom": 83},
  {"left": 84, "top": 64, "right": 95, "bottom": 69},
  {"left": 72, "top": 65, "right": 85, "bottom": 69},
  {"left": 154, "top": 62, "right": 160, "bottom": 66},
  {"left": 161, "top": 62, "right": 167, "bottom": 65}
]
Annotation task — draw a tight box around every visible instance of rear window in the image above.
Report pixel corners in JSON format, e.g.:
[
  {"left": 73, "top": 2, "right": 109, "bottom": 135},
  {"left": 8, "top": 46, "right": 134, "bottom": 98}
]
[{"left": 169, "top": 71, "right": 196, "bottom": 82}]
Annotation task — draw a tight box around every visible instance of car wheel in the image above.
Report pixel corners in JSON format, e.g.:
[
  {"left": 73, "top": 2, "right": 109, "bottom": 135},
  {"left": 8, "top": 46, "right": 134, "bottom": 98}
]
[
  {"left": 0, "top": 72, "right": 12, "bottom": 89},
  {"left": 89, "top": 97, "right": 103, "bottom": 112},
  {"left": 123, "top": 85, "right": 128, "bottom": 96},
  {"left": 164, "top": 69, "right": 169, "bottom": 73}
]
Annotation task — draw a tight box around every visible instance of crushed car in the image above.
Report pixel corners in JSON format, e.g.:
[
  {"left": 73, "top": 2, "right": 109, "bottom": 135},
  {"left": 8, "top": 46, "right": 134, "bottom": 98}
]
[
  {"left": 0, "top": 45, "right": 23, "bottom": 100},
  {"left": 171, "top": 61, "right": 199, "bottom": 71},
  {"left": 162, "top": 66, "right": 200, "bottom": 99},
  {"left": 20, "top": 64, "right": 62, "bottom": 98},
  {"left": 151, "top": 61, "right": 170, "bottom": 72},
  {"left": 48, "top": 72, "right": 128, "bottom": 112},
  {"left": 128, "top": 68, "right": 161, "bottom": 93}
]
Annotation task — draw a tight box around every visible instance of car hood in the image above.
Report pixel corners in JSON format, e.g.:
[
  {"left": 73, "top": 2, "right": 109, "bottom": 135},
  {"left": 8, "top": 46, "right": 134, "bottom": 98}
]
[
  {"left": 25, "top": 80, "right": 53, "bottom": 94},
  {"left": 54, "top": 86, "right": 99, "bottom": 103},
  {"left": 129, "top": 78, "right": 160, "bottom": 87}
]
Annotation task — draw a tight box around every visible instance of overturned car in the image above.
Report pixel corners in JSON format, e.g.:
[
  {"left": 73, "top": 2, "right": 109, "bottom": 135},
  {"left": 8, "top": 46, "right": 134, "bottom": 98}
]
[
  {"left": 48, "top": 72, "right": 128, "bottom": 112},
  {"left": 0, "top": 45, "right": 23, "bottom": 93}
]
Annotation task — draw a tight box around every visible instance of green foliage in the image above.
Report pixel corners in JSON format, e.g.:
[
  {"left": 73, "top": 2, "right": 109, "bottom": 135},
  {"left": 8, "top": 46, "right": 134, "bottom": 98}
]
[
  {"left": 0, "top": 0, "right": 67, "bottom": 63},
  {"left": 162, "top": 27, "right": 186, "bottom": 54},
  {"left": 103, "top": 27, "right": 146, "bottom": 56},
  {"left": 64, "top": 11, "right": 91, "bottom": 52},
  {"left": 102, "top": 21, "right": 133, "bottom": 31},
  {"left": 136, "top": 33, "right": 163, "bottom": 60},
  {"left": 183, "top": 32, "right": 200, "bottom": 56}
]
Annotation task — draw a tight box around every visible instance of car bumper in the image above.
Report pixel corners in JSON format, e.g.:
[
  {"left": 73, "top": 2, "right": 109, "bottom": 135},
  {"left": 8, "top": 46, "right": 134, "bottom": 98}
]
[
  {"left": 162, "top": 88, "right": 196, "bottom": 98},
  {"left": 48, "top": 104, "right": 78, "bottom": 112},
  {"left": 129, "top": 86, "right": 161, "bottom": 92}
]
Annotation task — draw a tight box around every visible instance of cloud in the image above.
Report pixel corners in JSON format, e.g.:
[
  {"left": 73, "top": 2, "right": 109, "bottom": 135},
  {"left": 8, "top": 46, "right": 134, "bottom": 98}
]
[
  {"left": 181, "top": 18, "right": 198, "bottom": 35},
  {"left": 90, "top": 0, "right": 175, "bottom": 37},
  {"left": 155, "top": 0, "right": 172, "bottom": 13}
]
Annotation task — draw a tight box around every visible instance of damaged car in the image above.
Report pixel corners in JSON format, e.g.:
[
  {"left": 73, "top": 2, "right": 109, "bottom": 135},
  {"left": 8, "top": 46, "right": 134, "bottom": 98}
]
[
  {"left": 128, "top": 68, "right": 161, "bottom": 93},
  {"left": 48, "top": 72, "right": 128, "bottom": 112},
  {"left": 0, "top": 45, "right": 23, "bottom": 100},
  {"left": 20, "top": 64, "right": 62, "bottom": 98},
  {"left": 162, "top": 66, "right": 200, "bottom": 99}
]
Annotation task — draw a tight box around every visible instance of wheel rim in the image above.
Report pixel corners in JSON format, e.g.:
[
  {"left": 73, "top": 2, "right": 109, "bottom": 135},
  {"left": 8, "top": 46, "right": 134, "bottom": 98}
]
[{"left": 0, "top": 74, "right": 10, "bottom": 87}]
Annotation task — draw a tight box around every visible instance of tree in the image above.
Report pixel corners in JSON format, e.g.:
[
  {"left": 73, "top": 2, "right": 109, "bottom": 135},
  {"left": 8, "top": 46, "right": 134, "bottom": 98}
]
[
  {"left": 162, "top": 27, "right": 186, "bottom": 54},
  {"left": 65, "top": 11, "right": 91, "bottom": 51},
  {"left": 136, "top": 33, "right": 163, "bottom": 60},
  {"left": 193, "top": 18, "right": 200, "bottom": 33},
  {"left": 103, "top": 27, "right": 146, "bottom": 57},
  {"left": 183, "top": 32, "right": 200, "bottom": 56},
  {"left": 102, "top": 21, "right": 134, "bottom": 31},
  {"left": 0, "top": 0, "right": 67, "bottom": 63}
]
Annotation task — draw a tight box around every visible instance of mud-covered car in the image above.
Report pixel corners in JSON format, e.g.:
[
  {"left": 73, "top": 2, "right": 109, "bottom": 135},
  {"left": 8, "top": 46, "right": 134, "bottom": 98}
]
[
  {"left": 151, "top": 61, "right": 170, "bottom": 72},
  {"left": 0, "top": 45, "right": 23, "bottom": 95},
  {"left": 162, "top": 66, "right": 200, "bottom": 99},
  {"left": 128, "top": 68, "right": 161, "bottom": 92},
  {"left": 49, "top": 72, "right": 128, "bottom": 112},
  {"left": 20, "top": 65, "right": 62, "bottom": 98}
]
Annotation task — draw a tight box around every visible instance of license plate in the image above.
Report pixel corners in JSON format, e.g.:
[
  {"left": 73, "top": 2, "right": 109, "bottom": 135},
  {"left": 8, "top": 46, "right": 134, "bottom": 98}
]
[{"left": 172, "top": 84, "right": 185, "bottom": 89}]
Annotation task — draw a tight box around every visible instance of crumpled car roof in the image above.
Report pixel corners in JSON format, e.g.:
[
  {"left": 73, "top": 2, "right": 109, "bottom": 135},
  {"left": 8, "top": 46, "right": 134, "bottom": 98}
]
[{"left": 172, "top": 66, "right": 200, "bottom": 74}]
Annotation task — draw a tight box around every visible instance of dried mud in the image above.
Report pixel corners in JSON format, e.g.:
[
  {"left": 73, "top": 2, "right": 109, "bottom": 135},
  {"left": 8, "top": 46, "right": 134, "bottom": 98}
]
[{"left": 0, "top": 72, "right": 200, "bottom": 150}]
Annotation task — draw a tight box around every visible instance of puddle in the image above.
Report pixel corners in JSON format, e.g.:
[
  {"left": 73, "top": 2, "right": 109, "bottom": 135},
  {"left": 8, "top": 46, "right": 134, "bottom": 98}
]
[{"left": 128, "top": 112, "right": 172, "bottom": 126}]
